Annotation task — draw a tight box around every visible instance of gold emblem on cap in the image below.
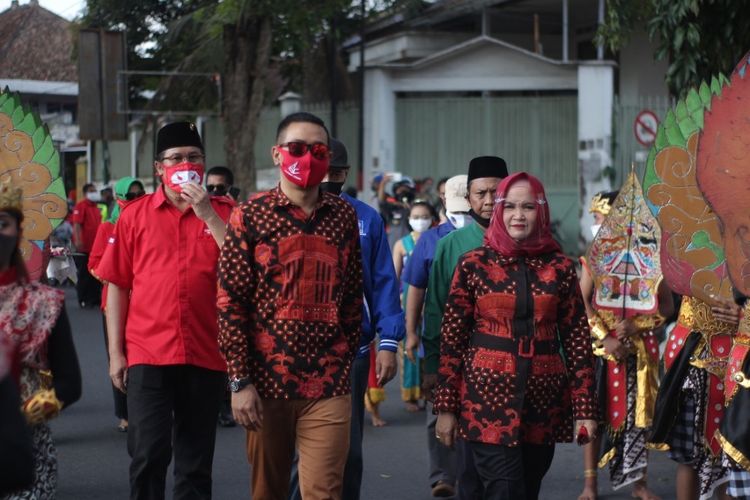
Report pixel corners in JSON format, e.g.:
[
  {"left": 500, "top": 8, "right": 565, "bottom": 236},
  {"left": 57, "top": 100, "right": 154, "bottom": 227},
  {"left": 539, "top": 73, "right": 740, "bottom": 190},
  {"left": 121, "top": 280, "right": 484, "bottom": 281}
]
[
  {"left": 0, "top": 177, "right": 23, "bottom": 212},
  {"left": 190, "top": 123, "right": 196, "bottom": 131}
]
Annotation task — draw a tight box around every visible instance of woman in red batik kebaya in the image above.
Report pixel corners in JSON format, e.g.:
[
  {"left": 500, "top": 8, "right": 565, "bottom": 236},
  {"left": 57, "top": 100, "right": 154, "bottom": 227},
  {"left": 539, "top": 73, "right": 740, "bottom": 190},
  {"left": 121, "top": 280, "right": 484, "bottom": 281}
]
[{"left": 434, "top": 172, "right": 598, "bottom": 500}]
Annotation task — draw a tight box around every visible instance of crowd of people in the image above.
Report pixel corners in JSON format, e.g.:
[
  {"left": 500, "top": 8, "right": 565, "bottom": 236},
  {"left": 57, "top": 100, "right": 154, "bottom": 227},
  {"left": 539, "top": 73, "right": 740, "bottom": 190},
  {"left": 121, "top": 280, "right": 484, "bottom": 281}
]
[{"left": 1, "top": 109, "right": 750, "bottom": 500}]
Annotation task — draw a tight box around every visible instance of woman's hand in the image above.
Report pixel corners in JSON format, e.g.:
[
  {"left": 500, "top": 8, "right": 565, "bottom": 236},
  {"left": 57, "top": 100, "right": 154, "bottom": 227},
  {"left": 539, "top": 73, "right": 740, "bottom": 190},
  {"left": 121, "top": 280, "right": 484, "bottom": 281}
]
[
  {"left": 574, "top": 419, "right": 598, "bottom": 445},
  {"left": 421, "top": 373, "right": 438, "bottom": 402},
  {"left": 601, "top": 335, "right": 628, "bottom": 362},
  {"left": 436, "top": 412, "right": 458, "bottom": 448}
]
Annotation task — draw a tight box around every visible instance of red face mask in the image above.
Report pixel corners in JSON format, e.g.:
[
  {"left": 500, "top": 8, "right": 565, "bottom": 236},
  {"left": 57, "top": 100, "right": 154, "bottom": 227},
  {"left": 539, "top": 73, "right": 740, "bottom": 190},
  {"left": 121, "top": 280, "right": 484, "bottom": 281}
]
[
  {"left": 278, "top": 149, "right": 329, "bottom": 189},
  {"left": 162, "top": 162, "right": 205, "bottom": 193}
]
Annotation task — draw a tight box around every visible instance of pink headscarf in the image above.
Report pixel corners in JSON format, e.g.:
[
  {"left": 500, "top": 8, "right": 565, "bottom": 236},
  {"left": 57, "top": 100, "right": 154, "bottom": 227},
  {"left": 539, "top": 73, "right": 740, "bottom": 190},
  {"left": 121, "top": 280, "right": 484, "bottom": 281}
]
[{"left": 484, "top": 172, "right": 562, "bottom": 257}]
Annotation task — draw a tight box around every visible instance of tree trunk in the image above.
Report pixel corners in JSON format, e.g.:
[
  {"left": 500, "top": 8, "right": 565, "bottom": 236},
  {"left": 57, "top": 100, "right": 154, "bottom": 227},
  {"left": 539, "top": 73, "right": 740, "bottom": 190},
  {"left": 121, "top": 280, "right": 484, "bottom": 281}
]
[{"left": 222, "top": 15, "right": 272, "bottom": 197}]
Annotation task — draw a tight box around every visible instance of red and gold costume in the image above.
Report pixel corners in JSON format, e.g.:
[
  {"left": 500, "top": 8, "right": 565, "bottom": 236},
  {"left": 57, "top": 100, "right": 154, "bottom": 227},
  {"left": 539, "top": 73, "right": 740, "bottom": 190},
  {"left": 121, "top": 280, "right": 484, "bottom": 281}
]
[
  {"left": 642, "top": 84, "right": 735, "bottom": 495},
  {"left": 0, "top": 172, "right": 80, "bottom": 498},
  {"left": 695, "top": 52, "right": 750, "bottom": 487},
  {"left": 584, "top": 175, "right": 665, "bottom": 489}
]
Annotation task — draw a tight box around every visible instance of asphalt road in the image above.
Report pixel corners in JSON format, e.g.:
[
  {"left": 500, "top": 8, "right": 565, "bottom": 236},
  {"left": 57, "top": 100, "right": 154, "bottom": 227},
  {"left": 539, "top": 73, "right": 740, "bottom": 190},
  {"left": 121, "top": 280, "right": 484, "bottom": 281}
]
[{"left": 52, "top": 285, "right": 678, "bottom": 499}]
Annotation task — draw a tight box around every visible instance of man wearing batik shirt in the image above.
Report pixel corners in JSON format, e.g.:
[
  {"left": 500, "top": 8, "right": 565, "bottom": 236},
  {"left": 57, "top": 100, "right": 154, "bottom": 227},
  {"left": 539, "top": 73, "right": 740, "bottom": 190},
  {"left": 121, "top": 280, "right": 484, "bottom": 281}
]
[{"left": 218, "top": 112, "right": 363, "bottom": 500}]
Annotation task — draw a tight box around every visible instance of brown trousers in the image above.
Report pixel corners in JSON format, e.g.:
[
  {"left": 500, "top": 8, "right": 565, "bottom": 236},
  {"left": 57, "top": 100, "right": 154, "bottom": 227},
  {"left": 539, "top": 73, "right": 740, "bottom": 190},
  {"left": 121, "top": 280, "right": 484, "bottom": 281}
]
[{"left": 246, "top": 395, "right": 351, "bottom": 500}]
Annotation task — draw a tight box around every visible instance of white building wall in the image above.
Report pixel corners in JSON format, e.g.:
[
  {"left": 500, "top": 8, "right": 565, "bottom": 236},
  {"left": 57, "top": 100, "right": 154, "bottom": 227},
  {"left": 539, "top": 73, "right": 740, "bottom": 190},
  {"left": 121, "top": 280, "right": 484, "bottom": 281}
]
[
  {"left": 578, "top": 62, "right": 615, "bottom": 247},
  {"left": 363, "top": 69, "right": 396, "bottom": 204},
  {"left": 618, "top": 29, "right": 670, "bottom": 103}
]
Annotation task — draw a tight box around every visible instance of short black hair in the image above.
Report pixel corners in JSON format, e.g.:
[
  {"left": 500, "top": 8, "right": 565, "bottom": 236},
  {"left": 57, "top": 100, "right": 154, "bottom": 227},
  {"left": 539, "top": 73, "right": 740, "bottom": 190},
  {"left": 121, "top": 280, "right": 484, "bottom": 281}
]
[
  {"left": 101, "top": 187, "right": 113, "bottom": 194},
  {"left": 276, "top": 112, "right": 330, "bottom": 144},
  {"left": 437, "top": 177, "right": 450, "bottom": 188},
  {"left": 83, "top": 183, "right": 94, "bottom": 192},
  {"left": 206, "top": 166, "right": 234, "bottom": 186}
]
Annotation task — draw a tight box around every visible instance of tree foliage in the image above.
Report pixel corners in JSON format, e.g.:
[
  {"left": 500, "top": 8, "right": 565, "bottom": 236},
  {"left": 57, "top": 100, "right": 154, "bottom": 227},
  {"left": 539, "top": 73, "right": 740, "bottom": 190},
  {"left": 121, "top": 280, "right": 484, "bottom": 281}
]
[
  {"left": 78, "top": 0, "right": 416, "bottom": 193},
  {"left": 596, "top": 0, "right": 750, "bottom": 96}
]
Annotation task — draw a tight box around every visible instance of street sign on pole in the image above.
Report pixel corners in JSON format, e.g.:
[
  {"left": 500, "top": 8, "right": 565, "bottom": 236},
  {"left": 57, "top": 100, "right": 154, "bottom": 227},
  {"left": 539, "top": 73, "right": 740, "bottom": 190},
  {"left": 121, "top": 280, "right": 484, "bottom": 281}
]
[{"left": 634, "top": 109, "right": 659, "bottom": 147}]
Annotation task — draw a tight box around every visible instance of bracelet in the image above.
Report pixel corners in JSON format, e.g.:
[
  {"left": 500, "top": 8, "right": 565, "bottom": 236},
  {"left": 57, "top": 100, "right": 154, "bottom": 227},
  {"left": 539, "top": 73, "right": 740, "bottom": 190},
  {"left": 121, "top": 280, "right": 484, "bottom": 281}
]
[
  {"left": 588, "top": 314, "right": 609, "bottom": 341},
  {"left": 583, "top": 469, "right": 597, "bottom": 478}
]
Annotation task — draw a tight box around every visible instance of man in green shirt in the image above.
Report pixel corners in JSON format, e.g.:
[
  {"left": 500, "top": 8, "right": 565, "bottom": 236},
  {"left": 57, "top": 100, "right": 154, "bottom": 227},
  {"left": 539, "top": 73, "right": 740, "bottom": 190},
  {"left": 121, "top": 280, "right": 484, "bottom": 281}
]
[{"left": 422, "top": 156, "right": 507, "bottom": 500}]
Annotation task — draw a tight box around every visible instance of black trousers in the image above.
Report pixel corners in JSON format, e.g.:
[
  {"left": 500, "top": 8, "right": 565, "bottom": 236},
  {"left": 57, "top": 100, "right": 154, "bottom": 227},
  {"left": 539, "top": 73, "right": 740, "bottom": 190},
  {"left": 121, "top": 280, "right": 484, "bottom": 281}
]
[
  {"left": 468, "top": 441, "right": 555, "bottom": 500},
  {"left": 73, "top": 253, "right": 101, "bottom": 306},
  {"left": 457, "top": 438, "right": 485, "bottom": 499},
  {"left": 101, "top": 315, "right": 127, "bottom": 420},
  {"left": 127, "top": 364, "right": 225, "bottom": 500}
]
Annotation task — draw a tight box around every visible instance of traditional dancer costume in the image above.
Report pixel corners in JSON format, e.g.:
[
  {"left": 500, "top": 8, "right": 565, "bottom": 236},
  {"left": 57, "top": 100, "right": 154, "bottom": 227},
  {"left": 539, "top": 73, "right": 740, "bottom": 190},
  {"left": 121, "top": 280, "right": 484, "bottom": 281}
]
[
  {"left": 643, "top": 66, "right": 743, "bottom": 499},
  {"left": 692, "top": 52, "right": 750, "bottom": 497},
  {"left": 0, "top": 88, "right": 80, "bottom": 499},
  {"left": 584, "top": 173, "right": 664, "bottom": 490}
]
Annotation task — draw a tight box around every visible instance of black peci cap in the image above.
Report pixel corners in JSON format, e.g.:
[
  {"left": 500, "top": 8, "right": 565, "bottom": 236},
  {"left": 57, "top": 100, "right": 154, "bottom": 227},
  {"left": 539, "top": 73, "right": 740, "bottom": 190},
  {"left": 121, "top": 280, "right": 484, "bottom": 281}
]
[
  {"left": 467, "top": 156, "right": 508, "bottom": 182},
  {"left": 156, "top": 122, "right": 204, "bottom": 156}
]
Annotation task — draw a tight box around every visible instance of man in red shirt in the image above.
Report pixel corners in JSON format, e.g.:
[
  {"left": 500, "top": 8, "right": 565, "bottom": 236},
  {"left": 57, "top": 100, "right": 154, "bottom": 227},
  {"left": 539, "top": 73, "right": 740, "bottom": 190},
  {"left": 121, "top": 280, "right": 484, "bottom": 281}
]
[
  {"left": 97, "top": 122, "right": 233, "bottom": 500},
  {"left": 218, "top": 112, "right": 363, "bottom": 500},
  {"left": 71, "top": 182, "right": 103, "bottom": 307}
]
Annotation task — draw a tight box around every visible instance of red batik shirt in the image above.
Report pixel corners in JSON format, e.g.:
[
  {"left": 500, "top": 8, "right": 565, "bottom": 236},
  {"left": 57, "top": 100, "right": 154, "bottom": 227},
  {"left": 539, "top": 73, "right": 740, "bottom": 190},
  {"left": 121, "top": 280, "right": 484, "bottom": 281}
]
[
  {"left": 217, "top": 187, "right": 363, "bottom": 400},
  {"left": 434, "top": 248, "right": 597, "bottom": 446}
]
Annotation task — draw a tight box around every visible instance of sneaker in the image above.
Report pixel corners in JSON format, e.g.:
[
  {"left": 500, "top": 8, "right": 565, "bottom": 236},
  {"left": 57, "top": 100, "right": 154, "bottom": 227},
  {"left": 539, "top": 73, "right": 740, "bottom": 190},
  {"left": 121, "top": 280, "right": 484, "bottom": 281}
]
[{"left": 431, "top": 481, "right": 455, "bottom": 498}]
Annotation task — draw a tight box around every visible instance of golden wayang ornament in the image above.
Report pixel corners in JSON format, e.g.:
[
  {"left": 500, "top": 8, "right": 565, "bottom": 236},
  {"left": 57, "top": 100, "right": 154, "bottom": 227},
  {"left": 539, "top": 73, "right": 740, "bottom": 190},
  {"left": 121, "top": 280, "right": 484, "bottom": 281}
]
[{"left": 0, "top": 87, "right": 68, "bottom": 280}]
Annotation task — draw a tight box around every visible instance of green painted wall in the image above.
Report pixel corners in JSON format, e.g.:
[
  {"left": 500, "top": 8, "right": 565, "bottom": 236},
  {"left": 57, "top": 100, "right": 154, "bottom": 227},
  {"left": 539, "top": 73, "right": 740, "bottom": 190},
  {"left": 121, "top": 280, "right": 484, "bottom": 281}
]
[{"left": 395, "top": 95, "right": 578, "bottom": 187}]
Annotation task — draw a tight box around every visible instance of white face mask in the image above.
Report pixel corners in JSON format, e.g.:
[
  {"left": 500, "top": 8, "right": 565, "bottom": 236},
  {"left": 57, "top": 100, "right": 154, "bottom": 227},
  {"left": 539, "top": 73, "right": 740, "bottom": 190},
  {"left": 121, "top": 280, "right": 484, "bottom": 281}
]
[
  {"left": 409, "top": 218, "right": 432, "bottom": 234},
  {"left": 446, "top": 211, "right": 472, "bottom": 229},
  {"left": 590, "top": 224, "right": 601, "bottom": 237},
  {"left": 86, "top": 192, "right": 100, "bottom": 203}
]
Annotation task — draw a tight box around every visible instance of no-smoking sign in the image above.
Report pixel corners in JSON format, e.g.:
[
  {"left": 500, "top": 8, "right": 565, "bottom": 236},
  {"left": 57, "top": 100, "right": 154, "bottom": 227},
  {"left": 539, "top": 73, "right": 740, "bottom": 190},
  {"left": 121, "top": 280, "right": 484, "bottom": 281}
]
[{"left": 634, "top": 109, "right": 659, "bottom": 147}]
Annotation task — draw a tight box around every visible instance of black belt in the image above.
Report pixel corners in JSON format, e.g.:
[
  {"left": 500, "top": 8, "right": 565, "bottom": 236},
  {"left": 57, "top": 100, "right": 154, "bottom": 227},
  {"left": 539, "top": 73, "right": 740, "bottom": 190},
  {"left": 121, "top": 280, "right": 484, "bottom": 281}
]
[{"left": 471, "top": 332, "right": 559, "bottom": 358}]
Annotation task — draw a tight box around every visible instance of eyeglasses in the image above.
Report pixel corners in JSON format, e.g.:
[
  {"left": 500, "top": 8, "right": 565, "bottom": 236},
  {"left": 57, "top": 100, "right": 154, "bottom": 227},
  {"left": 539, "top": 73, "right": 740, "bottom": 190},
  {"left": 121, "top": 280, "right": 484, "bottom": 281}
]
[
  {"left": 278, "top": 141, "right": 330, "bottom": 161},
  {"left": 206, "top": 184, "right": 227, "bottom": 195},
  {"left": 125, "top": 191, "right": 145, "bottom": 201},
  {"left": 159, "top": 153, "right": 205, "bottom": 164}
]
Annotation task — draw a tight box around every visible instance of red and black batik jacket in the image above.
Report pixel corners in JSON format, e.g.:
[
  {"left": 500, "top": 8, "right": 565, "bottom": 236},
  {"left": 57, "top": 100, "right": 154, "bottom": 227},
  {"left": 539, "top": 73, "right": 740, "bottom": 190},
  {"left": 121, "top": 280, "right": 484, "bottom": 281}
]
[
  {"left": 434, "top": 247, "right": 597, "bottom": 445},
  {"left": 217, "top": 187, "right": 363, "bottom": 400}
]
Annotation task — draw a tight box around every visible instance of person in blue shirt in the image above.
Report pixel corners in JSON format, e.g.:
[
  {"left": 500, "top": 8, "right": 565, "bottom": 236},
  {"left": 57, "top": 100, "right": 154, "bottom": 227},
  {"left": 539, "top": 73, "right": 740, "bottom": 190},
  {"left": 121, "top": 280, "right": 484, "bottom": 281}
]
[
  {"left": 401, "top": 174, "right": 471, "bottom": 498},
  {"left": 288, "top": 138, "right": 404, "bottom": 500}
]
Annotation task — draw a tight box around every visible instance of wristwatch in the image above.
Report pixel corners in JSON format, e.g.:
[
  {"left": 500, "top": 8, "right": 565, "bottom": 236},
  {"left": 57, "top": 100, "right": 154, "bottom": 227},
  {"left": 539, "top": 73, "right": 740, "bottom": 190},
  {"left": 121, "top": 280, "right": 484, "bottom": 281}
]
[{"left": 228, "top": 377, "right": 252, "bottom": 392}]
